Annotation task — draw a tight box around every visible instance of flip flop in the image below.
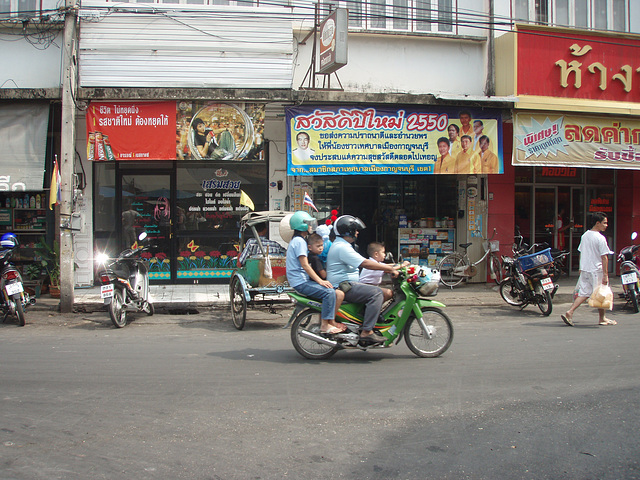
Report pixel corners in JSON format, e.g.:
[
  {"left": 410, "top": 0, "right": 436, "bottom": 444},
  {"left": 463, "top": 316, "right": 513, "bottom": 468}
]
[
  {"left": 320, "top": 326, "right": 342, "bottom": 334},
  {"left": 599, "top": 318, "right": 617, "bottom": 326},
  {"left": 561, "top": 314, "right": 574, "bottom": 326}
]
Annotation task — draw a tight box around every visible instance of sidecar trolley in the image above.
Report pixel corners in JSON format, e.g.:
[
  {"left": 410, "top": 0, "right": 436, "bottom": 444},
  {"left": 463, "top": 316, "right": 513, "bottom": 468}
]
[{"left": 229, "top": 211, "right": 296, "bottom": 330}]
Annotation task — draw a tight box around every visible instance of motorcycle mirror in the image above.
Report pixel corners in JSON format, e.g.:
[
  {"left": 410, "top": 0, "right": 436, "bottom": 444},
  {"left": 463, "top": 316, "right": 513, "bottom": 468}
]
[
  {"left": 632, "top": 232, "right": 638, "bottom": 241},
  {"left": 384, "top": 252, "right": 395, "bottom": 264},
  {"left": 138, "top": 232, "right": 148, "bottom": 242}
]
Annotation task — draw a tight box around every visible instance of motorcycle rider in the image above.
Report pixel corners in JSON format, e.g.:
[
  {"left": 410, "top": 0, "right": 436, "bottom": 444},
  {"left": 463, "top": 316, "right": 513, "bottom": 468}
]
[{"left": 326, "top": 215, "right": 399, "bottom": 345}]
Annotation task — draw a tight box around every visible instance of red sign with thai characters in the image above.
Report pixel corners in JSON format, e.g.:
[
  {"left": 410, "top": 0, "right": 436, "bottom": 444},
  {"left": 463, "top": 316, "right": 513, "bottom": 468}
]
[
  {"left": 517, "top": 27, "right": 640, "bottom": 103},
  {"left": 86, "top": 102, "right": 176, "bottom": 160}
]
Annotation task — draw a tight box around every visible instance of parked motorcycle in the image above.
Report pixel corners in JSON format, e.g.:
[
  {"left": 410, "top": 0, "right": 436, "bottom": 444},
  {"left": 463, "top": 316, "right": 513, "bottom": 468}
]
[
  {"left": 96, "top": 232, "right": 154, "bottom": 328},
  {"left": 617, "top": 232, "right": 640, "bottom": 313},
  {"left": 499, "top": 247, "right": 556, "bottom": 316},
  {"left": 285, "top": 265, "right": 453, "bottom": 360},
  {"left": 0, "top": 233, "right": 35, "bottom": 327},
  {"left": 512, "top": 228, "right": 569, "bottom": 281}
]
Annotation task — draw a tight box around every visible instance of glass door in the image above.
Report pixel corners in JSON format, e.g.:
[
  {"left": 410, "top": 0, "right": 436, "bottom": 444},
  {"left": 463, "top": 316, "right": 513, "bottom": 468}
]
[
  {"left": 533, "top": 187, "right": 555, "bottom": 249},
  {"left": 121, "top": 173, "right": 173, "bottom": 282}
]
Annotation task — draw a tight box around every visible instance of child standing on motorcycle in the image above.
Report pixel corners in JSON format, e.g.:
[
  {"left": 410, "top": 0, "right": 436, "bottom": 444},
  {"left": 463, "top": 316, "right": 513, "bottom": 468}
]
[{"left": 286, "top": 212, "right": 346, "bottom": 334}]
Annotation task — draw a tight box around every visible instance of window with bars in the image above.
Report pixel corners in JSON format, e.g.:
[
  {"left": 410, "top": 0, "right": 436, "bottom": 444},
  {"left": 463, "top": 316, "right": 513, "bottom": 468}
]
[{"left": 514, "top": 0, "right": 628, "bottom": 32}]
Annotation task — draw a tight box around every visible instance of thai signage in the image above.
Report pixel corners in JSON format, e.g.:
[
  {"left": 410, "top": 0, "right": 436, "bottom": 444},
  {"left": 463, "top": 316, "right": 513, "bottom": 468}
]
[
  {"left": 286, "top": 106, "right": 504, "bottom": 175},
  {"left": 517, "top": 26, "right": 640, "bottom": 103},
  {"left": 514, "top": 112, "right": 640, "bottom": 169},
  {"left": 86, "top": 101, "right": 266, "bottom": 161},
  {"left": 318, "top": 8, "right": 348, "bottom": 74}
]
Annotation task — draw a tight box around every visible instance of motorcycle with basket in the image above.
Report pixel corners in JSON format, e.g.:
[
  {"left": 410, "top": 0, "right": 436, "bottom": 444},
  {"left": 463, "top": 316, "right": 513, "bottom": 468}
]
[
  {"left": 285, "top": 264, "right": 453, "bottom": 360},
  {"left": 96, "top": 232, "right": 154, "bottom": 328},
  {"left": 499, "top": 246, "right": 557, "bottom": 316}
]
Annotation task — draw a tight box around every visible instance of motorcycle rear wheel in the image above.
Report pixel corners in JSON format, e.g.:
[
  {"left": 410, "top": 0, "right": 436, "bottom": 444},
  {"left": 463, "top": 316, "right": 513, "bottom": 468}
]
[
  {"left": 11, "top": 293, "right": 25, "bottom": 327},
  {"left": 535, "top": 284, "right": 553, "bottom": 316},
  {"left": 629, "top": 286, "right": 639, "bottom": 313},
  {"left": 499, "top": 279, "right": 525, "bottom": 307},
  {"left": 109, "top": 289, "right": 127, "bottom": 328},
  {"left": 404, "top": 307, "right": 453, "bottom": 358},
  {"left": 290, "top": 308, "right": 339, "bottom": 360}
]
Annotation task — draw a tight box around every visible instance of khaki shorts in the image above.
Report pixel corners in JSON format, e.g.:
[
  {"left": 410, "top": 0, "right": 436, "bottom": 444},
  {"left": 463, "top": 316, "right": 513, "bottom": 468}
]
[{"left": 575, "top": 270, "right": 603, "bottom": 298}]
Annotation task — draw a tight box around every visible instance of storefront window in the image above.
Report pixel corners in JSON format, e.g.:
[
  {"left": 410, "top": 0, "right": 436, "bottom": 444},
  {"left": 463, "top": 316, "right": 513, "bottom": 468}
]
[
  {"left": 175, "top": 162, "right": 266, "bottom": 281},
  {"left": 586, "top": 168, "right": 614, "bottom": 185}
]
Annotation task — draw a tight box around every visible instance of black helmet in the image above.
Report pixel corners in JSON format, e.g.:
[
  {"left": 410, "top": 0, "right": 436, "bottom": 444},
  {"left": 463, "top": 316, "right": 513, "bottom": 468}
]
[{"left": 334, "top": 215, "right": 366, "bottom": 237}]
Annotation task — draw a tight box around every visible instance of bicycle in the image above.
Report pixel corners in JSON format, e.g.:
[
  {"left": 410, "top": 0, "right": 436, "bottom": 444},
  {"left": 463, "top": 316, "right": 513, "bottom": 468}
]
[{"left": 438, "top": 228, "right": 502, "bottom": 288}]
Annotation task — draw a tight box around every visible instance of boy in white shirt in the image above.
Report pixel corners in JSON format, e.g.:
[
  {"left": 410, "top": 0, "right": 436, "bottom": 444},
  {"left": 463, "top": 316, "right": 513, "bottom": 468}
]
[{"left": 359, "top": 242, "right": 394, "bottom": 302}]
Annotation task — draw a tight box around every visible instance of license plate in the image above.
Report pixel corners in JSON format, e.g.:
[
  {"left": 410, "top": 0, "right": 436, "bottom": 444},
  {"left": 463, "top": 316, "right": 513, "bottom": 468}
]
[
  {"left": 540, "top": 277, "right": 554, "bottom": 291},
  {"left": 101, "top": 284, "right": 114, "bottom": 298},
  {"left": 622, "top": 272, "right": 638, "bottom": 285},
  {"left": 5, "top": 282, "right": 23, "bottom": 296}
]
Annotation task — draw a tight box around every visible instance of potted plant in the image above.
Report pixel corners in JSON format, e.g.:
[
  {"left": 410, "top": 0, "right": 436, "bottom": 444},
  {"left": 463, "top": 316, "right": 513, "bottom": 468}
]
[
  {"left": 23, "top": 263, "right": 45, "bottom": 298},
  {"left": 34, "top": 238, "right": 60, "bottom": 297}
]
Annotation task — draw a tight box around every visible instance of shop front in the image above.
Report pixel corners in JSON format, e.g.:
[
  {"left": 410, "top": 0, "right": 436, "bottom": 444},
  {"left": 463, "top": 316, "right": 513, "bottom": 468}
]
[
  {"left": 285, "top": 104, "right": 508, "bottom": 274},
  {"left": 89, "top": 100, "right": 267, "bottom": 283},
  {"left": 496, "top": 25, "right": 640, "bottom": 275}
]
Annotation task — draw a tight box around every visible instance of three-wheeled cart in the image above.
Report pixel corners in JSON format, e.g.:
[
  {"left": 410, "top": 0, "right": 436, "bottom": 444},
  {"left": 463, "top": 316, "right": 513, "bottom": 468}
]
[{"left": 229, "top": 210, "right": 295, "bottom": 329}]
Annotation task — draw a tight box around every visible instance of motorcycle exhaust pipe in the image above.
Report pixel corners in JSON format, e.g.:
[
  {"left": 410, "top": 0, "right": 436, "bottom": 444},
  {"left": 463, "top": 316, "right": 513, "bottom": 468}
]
[{"left": 299, "top": 329, "right": 340, "bottom": 348}]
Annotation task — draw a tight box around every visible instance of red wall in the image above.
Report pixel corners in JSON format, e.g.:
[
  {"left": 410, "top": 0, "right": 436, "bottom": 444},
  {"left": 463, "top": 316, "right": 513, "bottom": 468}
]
[
  {"left": 615, "top": 169, "right": 640, "bottom": 273},
  {"left": 488, "top": 122, "right": 515, "bottom": 265}
]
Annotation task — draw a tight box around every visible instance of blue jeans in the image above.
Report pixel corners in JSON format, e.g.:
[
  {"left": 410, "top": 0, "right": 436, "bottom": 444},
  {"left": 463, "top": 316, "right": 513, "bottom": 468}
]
[{"left": 293, "top": 281, "right": 336, "bottom": 320}]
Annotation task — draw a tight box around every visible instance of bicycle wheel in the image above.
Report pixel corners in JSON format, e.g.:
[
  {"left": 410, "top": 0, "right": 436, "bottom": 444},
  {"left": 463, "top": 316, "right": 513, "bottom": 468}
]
[
  {"left": 290, "top": 308, "right": 339, "bottom": 360},
  {"left": 438, "top": 253, "right": 466, "bottom": 287},
  {"left": 404, "top": 307, "right": 454, "bottom": 358},
  {"left": 230, "top": 274, "right": 247, "bottom": 330},
  {"left": 489, "top": 254, "right": 503, "bottom": 284}
]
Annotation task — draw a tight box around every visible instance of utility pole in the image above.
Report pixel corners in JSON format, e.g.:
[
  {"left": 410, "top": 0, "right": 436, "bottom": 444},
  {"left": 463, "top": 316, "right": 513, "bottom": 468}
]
[
  {"left": 59, "top": 0, "right": 78, "bottom": 312},
  {"left": 484, "top": 0, "right": 495, "bottom": 96}
]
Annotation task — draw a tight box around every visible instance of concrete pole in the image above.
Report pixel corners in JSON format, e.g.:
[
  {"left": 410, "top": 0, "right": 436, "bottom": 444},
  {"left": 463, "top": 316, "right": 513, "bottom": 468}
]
[{"left": 59, "top": 0, "right": 78, "bottom": 312}]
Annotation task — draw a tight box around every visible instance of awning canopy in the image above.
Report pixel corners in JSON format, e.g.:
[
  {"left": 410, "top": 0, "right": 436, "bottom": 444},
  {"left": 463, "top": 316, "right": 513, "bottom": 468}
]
[{"left": 0, "top": 102, "right": 49, "bottom": 192}]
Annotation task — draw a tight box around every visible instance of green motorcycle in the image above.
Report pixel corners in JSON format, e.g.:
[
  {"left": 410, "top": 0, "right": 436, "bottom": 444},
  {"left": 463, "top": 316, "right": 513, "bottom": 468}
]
[{"left": 285, "top": 265, "right": 454, "bottom": 360}]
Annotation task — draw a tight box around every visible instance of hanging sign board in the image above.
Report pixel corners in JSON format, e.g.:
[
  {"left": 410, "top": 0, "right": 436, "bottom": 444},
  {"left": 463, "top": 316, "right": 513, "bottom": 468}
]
[{"left": 318, "top": 8, "right": 348, "bottom": 74}]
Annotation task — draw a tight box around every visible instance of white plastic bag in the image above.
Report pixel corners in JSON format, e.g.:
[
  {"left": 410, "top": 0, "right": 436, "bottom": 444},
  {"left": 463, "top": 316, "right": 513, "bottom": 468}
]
[{"left": 588, "top": 284, "right": 613, "bottom": 310}]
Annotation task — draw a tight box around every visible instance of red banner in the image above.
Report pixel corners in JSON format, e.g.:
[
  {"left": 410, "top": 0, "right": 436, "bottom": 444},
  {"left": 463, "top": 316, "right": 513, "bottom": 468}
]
[
  {"left": 86, "top": 102, "right": 176, "bottom": 160},
  {"left": 517, "top": 27, "right": 640, "bottom": 103}
]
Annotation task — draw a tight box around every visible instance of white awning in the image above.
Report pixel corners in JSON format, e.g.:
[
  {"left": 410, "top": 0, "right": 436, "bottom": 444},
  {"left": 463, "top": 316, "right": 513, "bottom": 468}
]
[{"left": 0, "top": 102, "right": 49, "bottom": 192}]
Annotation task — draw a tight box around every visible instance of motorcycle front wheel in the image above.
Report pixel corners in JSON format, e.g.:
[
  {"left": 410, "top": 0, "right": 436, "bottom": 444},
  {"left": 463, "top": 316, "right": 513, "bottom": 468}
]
[
  {"left": 142, "top": 301, "right": 154, "bottom": 316},
  {"left": 290, "top": 307, "right": 339, "bottom": 360},
  {"left": 404, "top": 307, "right": 453, "bottom": 358},
  {"left": 11, "top": 293, "right": 25, "bottom": 327},
  {"left": 629, "top": 286, "right": 639, "bottom": 313},
  {"left": 535, "top": 284, "right": 553, "bottom": 316},
  {"left": 109, "top": 289, "right": 127, "bottom": 328},
  {"left": 499, "top": 279, "right": 525, "bottom": 307}
]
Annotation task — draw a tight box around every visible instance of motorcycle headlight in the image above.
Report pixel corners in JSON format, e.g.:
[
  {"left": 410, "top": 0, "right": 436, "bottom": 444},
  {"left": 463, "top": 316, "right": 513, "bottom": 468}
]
[{"left": 95, "top": 252, "right": 110, "bottom": 266}]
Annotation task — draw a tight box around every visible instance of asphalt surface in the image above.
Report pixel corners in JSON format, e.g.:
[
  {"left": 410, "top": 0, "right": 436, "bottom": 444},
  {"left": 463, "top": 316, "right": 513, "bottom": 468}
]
[{"left": 2, "top": 295, "right": 640, "bottom": 479}]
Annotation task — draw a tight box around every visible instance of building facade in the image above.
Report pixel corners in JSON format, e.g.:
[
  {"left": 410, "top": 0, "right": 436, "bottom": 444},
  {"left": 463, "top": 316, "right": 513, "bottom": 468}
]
[{"left": 2, "top": 0, "right": 639, "bottom": 293}]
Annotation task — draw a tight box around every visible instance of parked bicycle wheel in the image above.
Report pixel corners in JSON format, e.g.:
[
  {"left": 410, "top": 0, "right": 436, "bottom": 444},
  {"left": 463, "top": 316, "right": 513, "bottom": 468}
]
[
  {"left": 439, "top": 253, "right": 466, "bottom": 287},
  {"left": 489, "top": 253, "right": 503, "bottom": 284}
]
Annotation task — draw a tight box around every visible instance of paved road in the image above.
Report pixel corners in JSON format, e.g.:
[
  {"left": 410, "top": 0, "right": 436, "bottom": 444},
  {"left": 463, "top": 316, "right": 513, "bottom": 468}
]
[{"left": 1, "top": 303, "right": 640, "bottom": 479}]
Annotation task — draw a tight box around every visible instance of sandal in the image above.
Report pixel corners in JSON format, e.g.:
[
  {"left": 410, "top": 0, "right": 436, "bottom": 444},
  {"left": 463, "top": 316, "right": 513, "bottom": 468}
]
[
  {"left": 320, "top": 325, "right": 342, "bottom": 334},
  {"left": 599, "top": 318, "right": 617, "bottom": 326},
  {"left": 561, "top": 313, "right": 574, "bottom": 326}
]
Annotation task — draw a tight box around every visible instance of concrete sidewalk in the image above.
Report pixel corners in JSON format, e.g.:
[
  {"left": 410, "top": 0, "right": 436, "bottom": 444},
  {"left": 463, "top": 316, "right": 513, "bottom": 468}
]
[{"left": 32, "top": 276, "right": 588, "bottom": 313}]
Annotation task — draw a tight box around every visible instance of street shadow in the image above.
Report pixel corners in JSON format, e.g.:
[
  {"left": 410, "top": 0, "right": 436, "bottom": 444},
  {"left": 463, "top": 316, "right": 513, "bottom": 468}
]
[{"left": 206, "top": 346, "right": 412, "bottom": 364}]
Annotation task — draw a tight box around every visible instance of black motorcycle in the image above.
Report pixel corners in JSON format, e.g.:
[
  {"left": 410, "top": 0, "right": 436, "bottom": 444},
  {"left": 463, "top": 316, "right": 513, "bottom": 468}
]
[
  {"left": 499, "top": 248, "right": 557, "bottom": 316},
  {"left": 0, "top": 234, "right": 35, "bottom": 326},
  {"left": 96, "top": 232, "right": 154, "bottom": 328},
  {"left": 617, "top": 232, "right": 640, "bottom": 313}
]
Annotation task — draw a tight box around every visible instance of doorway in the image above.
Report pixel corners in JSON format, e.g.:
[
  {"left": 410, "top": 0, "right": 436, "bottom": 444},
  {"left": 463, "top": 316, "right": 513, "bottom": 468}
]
[{"left": 120, "top": 171, "right": 174, "bottom": 282}]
